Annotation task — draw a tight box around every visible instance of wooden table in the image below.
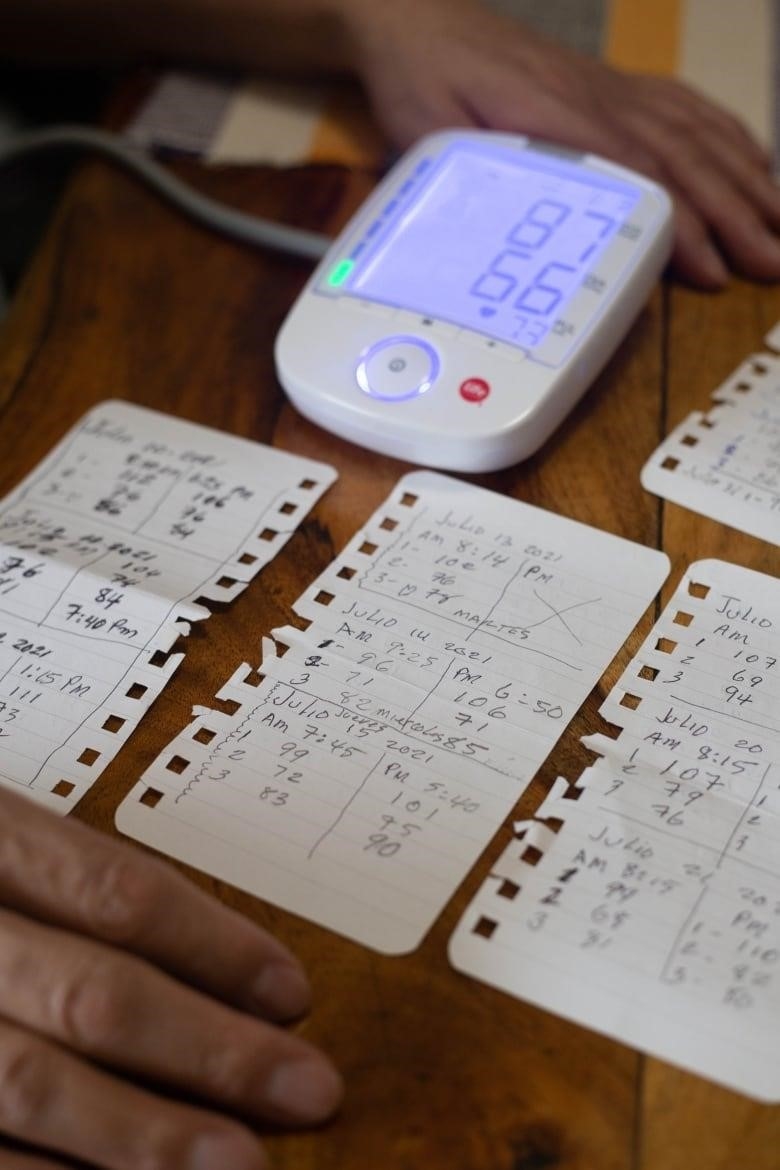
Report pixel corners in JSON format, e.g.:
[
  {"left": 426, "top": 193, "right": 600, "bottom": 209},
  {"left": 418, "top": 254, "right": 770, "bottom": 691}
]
[{"left": 0, "top": 147, "right": 778, "bottom": 1170}]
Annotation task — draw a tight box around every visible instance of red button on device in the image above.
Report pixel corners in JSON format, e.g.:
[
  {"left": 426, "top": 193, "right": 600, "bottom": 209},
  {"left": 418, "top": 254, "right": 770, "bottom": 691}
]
[{"left": 459, "top": 377, "right": 490, "bottom": 403}]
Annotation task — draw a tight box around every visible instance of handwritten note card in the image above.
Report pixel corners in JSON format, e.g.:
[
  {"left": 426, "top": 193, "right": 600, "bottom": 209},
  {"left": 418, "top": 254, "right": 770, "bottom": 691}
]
[
  {"left": 0, "top": 401, "right": 336, "bottom": 814},
  {"left": 641, "top": 350, "right": 780, "bottom": 545},
  {"left": 450, "top": 559, "right": 780, "bottom": 1100},
  {"left": 117, "top": 471, "right": 668, "bottom": 954}
]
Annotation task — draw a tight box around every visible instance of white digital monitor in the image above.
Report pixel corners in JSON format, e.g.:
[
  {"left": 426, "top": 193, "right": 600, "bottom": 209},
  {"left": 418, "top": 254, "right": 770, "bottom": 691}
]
[{"left": 275, "top": 130, "right": 673, "bottom": 472}]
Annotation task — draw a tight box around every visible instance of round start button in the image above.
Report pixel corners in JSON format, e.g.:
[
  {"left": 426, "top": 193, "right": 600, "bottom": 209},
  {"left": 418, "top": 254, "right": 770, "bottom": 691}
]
[
  {"left": 356, "top": 336, "right": 440, "bottom": 402},
  {"left": 459, "top": 377, "right": 491, "bottom": 403}
]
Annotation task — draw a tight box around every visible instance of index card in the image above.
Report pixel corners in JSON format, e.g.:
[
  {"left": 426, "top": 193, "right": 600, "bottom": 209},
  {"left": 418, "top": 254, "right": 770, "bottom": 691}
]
[
  {"left": 0, "top": 401, "right": 336, "bottom": 813},
  {"left": 450, "top": 559, "right": 780, "bottom": 1101},
  {"left": 641, "top": 352, "right": 780, "bottom": 545},
  {"left": 118, "top": 471, "right": 668, "bottom": 954}
]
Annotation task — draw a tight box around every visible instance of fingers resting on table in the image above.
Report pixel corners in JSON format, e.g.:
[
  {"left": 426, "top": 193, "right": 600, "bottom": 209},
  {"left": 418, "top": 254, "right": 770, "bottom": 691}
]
[{"left": 0, "top": 785, "right": 342, "bottom": 1169}]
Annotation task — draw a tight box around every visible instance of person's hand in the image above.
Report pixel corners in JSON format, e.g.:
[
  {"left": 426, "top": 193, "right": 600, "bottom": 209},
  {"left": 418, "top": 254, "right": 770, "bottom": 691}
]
[
  {"left": 342, "top": 0, "right": 780, "bottom": 289},
  {"left": 0, "top": 785, "right": 342, "bottom": 1169}
]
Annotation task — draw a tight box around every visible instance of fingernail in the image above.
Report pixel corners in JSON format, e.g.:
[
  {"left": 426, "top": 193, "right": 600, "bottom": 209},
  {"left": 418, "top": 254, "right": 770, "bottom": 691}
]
[
  {"left": 265, "top": 1057, "right": 344, "bottom": 1122},
  {"left": 190, "top": 1131, "right": 268, "bottom": 1170},
  {"left": 252, "top": 961, "right": 311, "bottom": 1020}
]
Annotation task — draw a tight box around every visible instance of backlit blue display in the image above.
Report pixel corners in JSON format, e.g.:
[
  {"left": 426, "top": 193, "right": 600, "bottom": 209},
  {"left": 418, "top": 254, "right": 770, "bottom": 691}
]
[{"left": 331, "top": 142, "right": 640, "bottom": 351}]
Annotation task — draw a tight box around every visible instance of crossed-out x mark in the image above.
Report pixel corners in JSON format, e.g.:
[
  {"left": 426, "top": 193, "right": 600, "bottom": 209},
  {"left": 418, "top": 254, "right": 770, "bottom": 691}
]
[{"left": 521, "top": 590, "right": 601, "bottom": 647}]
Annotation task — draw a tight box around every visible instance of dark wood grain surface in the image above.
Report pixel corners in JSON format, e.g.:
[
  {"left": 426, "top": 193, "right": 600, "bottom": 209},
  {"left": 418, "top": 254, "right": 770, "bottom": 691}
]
[{"left": 0, "top": 150, "right": 778, "bottom": 1170}]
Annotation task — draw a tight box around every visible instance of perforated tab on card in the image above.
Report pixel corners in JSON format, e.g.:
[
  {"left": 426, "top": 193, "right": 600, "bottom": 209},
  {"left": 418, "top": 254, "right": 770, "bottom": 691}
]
[
  {"left": 194, "top": 575, "right": 249, "bottom": 606},
  {"left": 118, "top": 468, "right": 668, "bottom": 955},
  {"left": 0, "top": 401, "right": 336, "bottom": 813},
  {"left": 709, "top": 352, "right": 780, "bottom": 415},
  {"left": 462, "top": 817, "right": 562, "bottom": 943},
  {"left": 641, "top": 343, "right": 780, "bottom": 545},
  {"left": 450, "top": 558, "right": 780, "bottom": 1102}
]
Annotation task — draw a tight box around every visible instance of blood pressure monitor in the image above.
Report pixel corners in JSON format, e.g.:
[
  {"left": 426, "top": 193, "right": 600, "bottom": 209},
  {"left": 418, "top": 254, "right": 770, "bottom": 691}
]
[{"left": 275, "top": 130, "right": 673, "bottom": 472}]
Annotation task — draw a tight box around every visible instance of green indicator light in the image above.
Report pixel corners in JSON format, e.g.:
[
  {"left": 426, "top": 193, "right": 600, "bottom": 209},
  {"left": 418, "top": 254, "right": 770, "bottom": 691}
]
[{"left": 327, "top": 259, "right": 354, "bottom": 287}]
